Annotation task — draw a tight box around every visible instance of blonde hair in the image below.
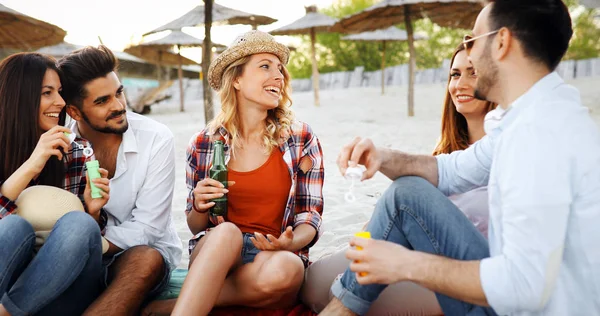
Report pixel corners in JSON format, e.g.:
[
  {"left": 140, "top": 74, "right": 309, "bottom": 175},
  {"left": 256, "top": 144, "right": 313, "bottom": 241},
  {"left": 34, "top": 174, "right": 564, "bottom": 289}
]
[{"left": 207, "top": 55, "right": 294, "bottom": 155}]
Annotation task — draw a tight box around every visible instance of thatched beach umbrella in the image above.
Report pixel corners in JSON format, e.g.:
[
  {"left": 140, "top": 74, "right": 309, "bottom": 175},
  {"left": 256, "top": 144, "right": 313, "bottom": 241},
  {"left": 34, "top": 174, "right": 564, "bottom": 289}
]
[
  {"left": 126, "top": 30, "right": 224, "bottom": 112},
  {"left": 0, "top": 3, "right": 66, "bottom": 50},
  {"left": 342, "top": 26, "right": 427, "bottom": 95},
  {"left": 143, "top": 3, "right": 277, "bottom": 35},
  {"left": 332, "top": 0, "right": 483, "bottom": 116},
  {"left": 143, "top": 2, "right": 277, "bottom": 121},
  {"left": 270, "top": 6, "right": 338, "bottom": 106}
]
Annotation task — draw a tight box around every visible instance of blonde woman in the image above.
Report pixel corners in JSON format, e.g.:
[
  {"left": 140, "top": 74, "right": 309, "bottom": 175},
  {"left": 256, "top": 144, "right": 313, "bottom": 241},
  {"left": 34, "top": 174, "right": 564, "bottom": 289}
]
[{"left": 171, "top": 31, "right": 324, "bottom": 316}]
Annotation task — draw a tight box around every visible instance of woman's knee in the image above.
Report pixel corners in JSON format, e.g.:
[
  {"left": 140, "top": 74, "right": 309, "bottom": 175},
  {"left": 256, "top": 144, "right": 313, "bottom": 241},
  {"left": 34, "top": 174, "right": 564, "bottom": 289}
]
[
  {"left": 0, "top": 215, "right": 35, "bottom": 249},
  {"left": 0, "top": 215, "right": 35, "bottom": 237},
  {"left": 255, "top": 251, "right": 304, "bottom": 295},
  {"left": 208, "top": 222, "right": 243, "bottom": 252},
  {"left": 51, "top": 211, "right": 101, "bottom": 249}
]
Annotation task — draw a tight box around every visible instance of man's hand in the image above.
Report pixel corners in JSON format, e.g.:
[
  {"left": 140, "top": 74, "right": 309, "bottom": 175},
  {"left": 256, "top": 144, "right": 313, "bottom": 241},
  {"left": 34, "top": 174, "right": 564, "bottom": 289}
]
[
  {"left": 346, "top": 236, "right": 417, "bottom": 285},
  {"left": 250, "top": 226, "right": 294, "bottom": 251},
  {"left": 337, "top": 137, "right": 382, "bottom": 181},
  {"left": 85, "top": 167, "right": 110, "bottom": 221}
]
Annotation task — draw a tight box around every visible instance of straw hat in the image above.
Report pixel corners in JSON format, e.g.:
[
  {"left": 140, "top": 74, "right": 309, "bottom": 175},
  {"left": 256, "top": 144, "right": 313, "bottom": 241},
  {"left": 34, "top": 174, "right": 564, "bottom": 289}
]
[
  {"left": 15, "top": 185, "right": 109, "bottom": 254},
  {"left": 208, "top": 30, "right": 290, "bottom": 91}
]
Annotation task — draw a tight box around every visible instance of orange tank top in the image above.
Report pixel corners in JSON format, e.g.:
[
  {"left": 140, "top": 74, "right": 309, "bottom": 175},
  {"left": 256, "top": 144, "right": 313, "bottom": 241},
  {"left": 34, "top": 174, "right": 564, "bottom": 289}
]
[{"left": 227, "top": 149, "right": 291, "bottom": 238}]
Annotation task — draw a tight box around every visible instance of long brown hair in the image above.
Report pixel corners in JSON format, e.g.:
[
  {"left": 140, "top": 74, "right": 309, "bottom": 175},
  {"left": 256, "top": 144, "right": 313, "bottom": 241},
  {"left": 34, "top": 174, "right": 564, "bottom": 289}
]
[
  {"left": 0, "top": 53, "right": 64, "bottom": 187},
  {"left": 432, "top": 44, "right": 496, "bottom": 155}
]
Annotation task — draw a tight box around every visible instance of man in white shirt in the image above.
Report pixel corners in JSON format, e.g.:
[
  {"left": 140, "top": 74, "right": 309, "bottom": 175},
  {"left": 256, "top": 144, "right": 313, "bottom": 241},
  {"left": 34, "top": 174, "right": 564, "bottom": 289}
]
[
  {"left": 58, "top": 46, "right": 182, "bottom": 314},
  {"left": 322, "top": 1, "right": 600, "bottom": 315}
]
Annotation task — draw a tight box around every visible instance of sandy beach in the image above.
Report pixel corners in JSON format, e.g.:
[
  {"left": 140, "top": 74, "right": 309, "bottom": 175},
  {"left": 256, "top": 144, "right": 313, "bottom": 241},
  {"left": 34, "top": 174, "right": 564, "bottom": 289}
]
[{"left": 145, "top": 77, "right": 600, "bottom": 268}]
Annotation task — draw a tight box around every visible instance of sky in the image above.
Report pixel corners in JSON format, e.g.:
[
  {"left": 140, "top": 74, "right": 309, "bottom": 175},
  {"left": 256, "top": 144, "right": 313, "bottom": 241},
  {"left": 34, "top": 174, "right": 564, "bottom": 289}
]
[{"left": 6, "top": 0, "right": 337, "bottom": 61}]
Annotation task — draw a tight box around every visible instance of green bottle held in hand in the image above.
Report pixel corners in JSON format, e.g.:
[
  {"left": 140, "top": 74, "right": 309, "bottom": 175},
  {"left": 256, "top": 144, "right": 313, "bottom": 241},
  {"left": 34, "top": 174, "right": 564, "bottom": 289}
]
[{"left": 209, "top": 140, "right": 228, "bottom": 224}]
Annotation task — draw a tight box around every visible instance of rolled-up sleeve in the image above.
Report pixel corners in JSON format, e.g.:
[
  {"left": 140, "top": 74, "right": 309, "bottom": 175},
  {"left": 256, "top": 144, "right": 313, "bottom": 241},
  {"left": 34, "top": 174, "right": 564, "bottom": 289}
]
[
  {"left": 480, "top": 124, "right": 570, "bottom": 314},
  {"left": 293, "top": 124, "right": 324, "bottom": 247},
  {"left": 0, "top": 189, "right": 17, "bottom": 219},
  {"left": 104, "top": 135, "right": 176, "bottom": 249},
  {"left": 436, "top": 133, "right": 495, "bottom": 196}
]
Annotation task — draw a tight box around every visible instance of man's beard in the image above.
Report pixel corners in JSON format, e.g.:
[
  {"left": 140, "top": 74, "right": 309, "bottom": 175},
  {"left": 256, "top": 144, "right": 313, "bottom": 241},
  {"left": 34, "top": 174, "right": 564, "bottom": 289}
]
[
  {"left": 81, "top": 109, "right": 129, "bottom": 135},
  {"left": 474, "top": 42, "right": 498, "bottom": 101}
]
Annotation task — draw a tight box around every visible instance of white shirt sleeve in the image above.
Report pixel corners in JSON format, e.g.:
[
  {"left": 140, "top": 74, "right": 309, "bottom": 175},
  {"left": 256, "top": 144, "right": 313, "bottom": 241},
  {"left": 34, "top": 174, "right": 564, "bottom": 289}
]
[
  {"left": 435, "top": 133, "right": 495, "bottom": 196},
  {"left": 104, "top": 135, "right": 176, "bottom": 249},
  {"left": 480, "top": 123, "right": 571, "bottom": 314}
]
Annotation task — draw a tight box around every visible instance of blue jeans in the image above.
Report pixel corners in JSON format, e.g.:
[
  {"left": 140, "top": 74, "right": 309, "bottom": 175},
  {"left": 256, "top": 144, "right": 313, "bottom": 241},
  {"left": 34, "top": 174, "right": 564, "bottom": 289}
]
[
  {"left": 331, "top": 176, "right": 497, "bottom": 316},
  {"left": 0, "top": 212, "right": 103, "bottom": 316}
]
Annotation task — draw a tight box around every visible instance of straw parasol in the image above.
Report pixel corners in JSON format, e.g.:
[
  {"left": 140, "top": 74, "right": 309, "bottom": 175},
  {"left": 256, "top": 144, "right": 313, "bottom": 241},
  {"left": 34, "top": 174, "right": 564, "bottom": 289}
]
[
  {"left": 36, "top": 41, "right": 172, "bottom": 67},
  {"left": 142, "top": 2, "right": 277, "bottom": 122},
  {"left": 342, "top": 26, "right": 426, "bottom": 95},
  {"left": 143, "top": 3, "right": 277, "bottom": 35},
  {"left": 125, "top": 31, "right": 223, "bottom": 112},
  {"left": 270, "top": 6, "right": 338, "bottom": 106},
  {"left": 128, "top": 30, "right": 224, "bottom": 112},
  {"left": 0, "top": 3, "right": 66, "bottom": 50},
  {"left": 332, "top": 0, "right": 483, "bottom": 116}
]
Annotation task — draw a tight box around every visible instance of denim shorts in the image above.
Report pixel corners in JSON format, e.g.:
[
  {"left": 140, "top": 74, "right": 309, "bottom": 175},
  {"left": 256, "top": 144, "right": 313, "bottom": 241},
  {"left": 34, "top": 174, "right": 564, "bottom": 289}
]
[
  {"left": 101, "top": 247, "right": 172, "bottom": 299},
  {"left": 241, "top": 233, "right": 261, "bottom": 265}
]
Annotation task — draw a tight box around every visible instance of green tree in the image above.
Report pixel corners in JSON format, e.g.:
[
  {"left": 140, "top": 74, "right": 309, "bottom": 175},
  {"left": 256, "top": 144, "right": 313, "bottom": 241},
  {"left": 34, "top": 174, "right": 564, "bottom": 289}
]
[{"left": 564, "top": 1, "right": 600, "bottom": 60}]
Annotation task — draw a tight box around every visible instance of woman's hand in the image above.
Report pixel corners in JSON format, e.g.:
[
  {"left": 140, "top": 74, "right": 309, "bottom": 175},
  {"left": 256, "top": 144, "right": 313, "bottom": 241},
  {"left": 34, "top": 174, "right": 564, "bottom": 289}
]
[
  {"left": 192, "top": 178, "right": 230, "bottom": 213},
  {"left": 85, "top": 168, "right": 110, "bottom": 221},
  {"left": 250, "top": 226, "right": 294, "bottom": 251},
  {"left": 25, "top": 126, "right": 71, "bottom": 175}
]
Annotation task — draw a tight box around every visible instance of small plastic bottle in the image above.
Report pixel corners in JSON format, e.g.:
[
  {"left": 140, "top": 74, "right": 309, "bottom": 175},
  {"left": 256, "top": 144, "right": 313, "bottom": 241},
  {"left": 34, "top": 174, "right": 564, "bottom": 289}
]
[{"left": 354, "top": 231, "right": 371, "bottom": 276}]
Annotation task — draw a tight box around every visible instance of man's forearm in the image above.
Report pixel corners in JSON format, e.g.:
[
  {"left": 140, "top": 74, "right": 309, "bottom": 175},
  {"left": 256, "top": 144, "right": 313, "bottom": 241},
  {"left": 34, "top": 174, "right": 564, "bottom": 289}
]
[
  {"left": 408, "top": 251, "right": 489, "bottom": 307},
  {"left": 378, "top": 148, "right": 439, "bottom": 186}
]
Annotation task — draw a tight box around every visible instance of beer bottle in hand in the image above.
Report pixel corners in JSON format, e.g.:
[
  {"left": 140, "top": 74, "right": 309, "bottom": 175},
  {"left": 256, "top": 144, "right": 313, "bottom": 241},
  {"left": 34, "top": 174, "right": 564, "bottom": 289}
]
[{"left": 209, "top": 140, "right": 228, "bottom": 224}]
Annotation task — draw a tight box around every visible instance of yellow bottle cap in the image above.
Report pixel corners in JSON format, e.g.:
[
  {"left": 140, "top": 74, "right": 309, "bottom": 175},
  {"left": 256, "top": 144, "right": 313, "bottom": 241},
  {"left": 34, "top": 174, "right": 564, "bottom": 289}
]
[{"left": 354, "top": 231, "right": 371, "bottom": 239}]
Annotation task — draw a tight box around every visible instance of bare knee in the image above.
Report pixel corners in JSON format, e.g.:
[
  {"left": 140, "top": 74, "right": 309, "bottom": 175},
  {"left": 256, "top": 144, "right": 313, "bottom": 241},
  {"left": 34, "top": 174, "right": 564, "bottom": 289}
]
[
  {"left": 255, "top": 252, "right": 304, "bottom": 296},
  {"left": 208, "top": 222, "right": 243, "bottom": 253}
]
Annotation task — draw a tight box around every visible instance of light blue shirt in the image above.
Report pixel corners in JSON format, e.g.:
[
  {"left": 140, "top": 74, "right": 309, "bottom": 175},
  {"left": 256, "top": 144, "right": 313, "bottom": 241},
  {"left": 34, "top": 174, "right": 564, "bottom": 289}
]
[{"left": 436, "top": 72, "right": 600, "bottom": 315}]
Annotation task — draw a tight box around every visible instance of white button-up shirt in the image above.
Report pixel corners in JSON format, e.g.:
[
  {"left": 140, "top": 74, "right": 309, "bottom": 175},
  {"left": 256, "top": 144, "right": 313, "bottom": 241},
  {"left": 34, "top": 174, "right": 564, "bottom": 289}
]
[
  {"left": 436, "top": 72, "right": 600, "bottom": 315},
  {"left": 71, "top": 112, "right": 182, "bottom": 270}
]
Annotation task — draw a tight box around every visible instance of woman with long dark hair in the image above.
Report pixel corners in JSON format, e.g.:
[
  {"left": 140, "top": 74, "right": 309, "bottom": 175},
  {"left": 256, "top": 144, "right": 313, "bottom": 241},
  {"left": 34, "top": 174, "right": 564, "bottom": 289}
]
[
  {"left": 433, "top": 44, "right": 497, "bottom": 155},
  {"left": 0, "top": 53, "right": 110, "bottom": 316}
]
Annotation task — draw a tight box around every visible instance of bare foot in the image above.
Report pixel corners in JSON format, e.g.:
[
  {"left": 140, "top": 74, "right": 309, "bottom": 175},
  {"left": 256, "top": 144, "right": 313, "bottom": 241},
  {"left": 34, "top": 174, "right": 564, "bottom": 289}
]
[
  {"left": 319, "top": 297, "right": 357, "bottom": 316},
  {"left": 141, "top": 299, "right": 177, "bottom": 316}
]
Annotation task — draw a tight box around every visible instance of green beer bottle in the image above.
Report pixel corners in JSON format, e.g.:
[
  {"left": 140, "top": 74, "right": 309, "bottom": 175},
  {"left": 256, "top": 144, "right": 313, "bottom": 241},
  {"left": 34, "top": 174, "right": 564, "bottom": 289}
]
[{"left": 209, "top": 140, "right": 228, "bottom": 223}]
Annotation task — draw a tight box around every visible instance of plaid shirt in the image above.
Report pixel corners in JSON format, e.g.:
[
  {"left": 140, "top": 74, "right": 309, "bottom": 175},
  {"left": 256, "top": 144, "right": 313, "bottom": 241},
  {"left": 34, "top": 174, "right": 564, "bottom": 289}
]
[
  {"left": 186, "top": 120, "right": 324, "bottom": 266},
  {"left": 0, "top": 139, "right": 107, "bottom": 232}
]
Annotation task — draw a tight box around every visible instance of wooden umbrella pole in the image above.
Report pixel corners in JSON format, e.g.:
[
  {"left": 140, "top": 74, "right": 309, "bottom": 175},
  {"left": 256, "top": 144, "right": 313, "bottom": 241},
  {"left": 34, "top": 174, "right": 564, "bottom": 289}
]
[
  {"left": 381, "top": 40, "right": 386, "bottom": 95},
  {"left": 405, "top": 6, "right": 416, "bottom": 117},
  {"left": 178, "top": 45, "right": 185, "bottom": 112},
  {"left": 157, "top": 50, "right": 162, "bottom": 83},
  {"left": 310, "top": 27, "right": 320, "bottom": 106}
]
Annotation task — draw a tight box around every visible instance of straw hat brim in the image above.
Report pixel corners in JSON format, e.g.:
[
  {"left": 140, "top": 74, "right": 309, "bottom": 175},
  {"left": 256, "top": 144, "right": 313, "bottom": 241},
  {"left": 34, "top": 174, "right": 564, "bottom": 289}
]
[{"left": 208, "top": 40, "right": 289, "bottom": 91}]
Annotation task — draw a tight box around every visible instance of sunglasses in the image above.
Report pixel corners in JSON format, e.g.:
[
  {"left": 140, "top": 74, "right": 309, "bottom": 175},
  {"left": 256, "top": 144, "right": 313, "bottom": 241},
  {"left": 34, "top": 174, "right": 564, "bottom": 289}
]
[{"left": 462, "top": 30, "right": 500, "bottom": 55}]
